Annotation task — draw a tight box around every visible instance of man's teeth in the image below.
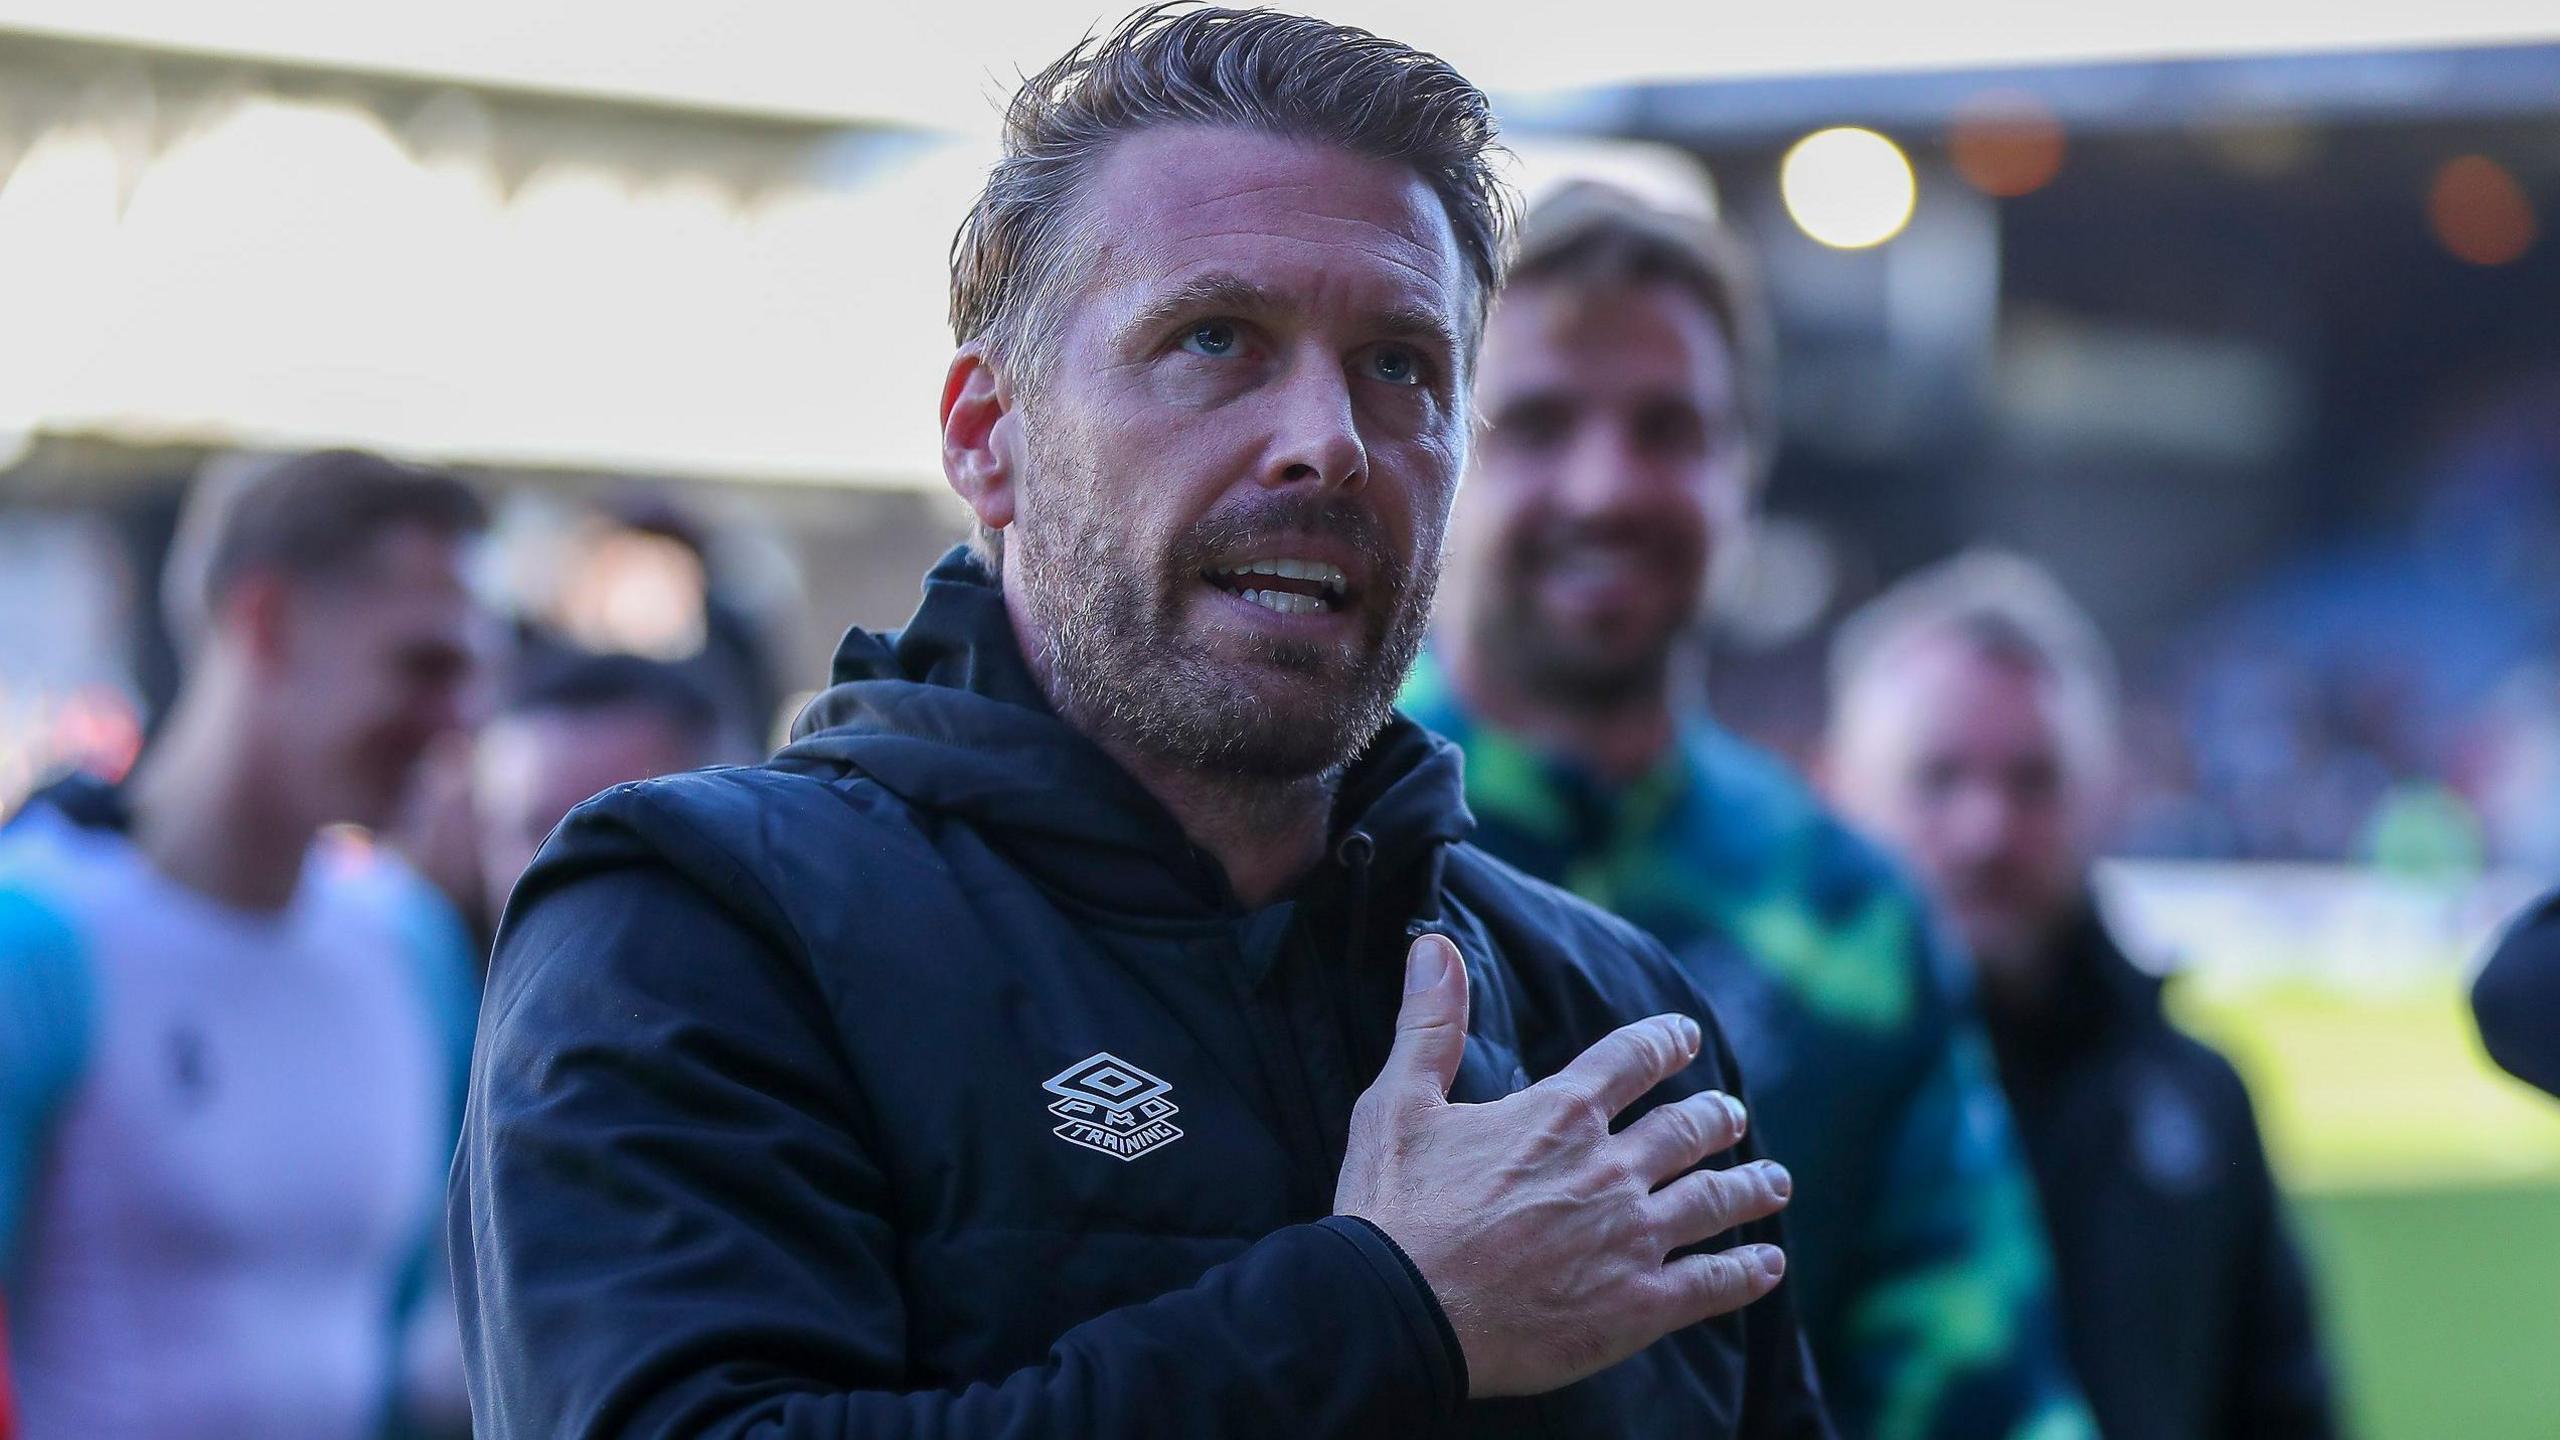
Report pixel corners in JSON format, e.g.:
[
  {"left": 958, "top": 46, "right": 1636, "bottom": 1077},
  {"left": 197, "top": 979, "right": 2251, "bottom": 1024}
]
[
  {"left": 1213, "top": 558, "right": 1348, "bottom": 593},
  {"left": 1550, "top": 548, "right": 1640, "bottom": 581},
  {"left": 1237, "top": 588, "right": 1325, "bottom": 616}
]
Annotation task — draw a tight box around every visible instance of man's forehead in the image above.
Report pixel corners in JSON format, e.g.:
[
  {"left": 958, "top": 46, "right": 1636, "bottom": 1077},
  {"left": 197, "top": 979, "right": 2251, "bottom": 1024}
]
[
  {"left": 1865, "top": 633, "right": 2066, "bottom": 741},
  {"left": 1481, "top": 280, "right": 1738, "bottom": 400},
  {"left": 305, "top": 567, "right": 475, "bottom": 653},
  {"left": 1078, "top": 125, "right": 1467, "bottom": 315}
]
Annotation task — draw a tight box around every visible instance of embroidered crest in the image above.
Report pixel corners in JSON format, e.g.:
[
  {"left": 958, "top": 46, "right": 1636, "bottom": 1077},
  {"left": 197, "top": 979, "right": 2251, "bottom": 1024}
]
[{"left": 1044, "top": 1052, "right": 1184, "bottom": 1161}]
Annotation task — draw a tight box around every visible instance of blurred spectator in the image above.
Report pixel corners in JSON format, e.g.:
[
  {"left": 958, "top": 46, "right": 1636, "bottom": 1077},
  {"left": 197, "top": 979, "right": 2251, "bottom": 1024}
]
[
  {"left": 378, "top": 657, "right": 733, "bottom": 1440},
  {"left": 388, "top": 732, "right": 497, "bottom": 955},
  {"left": 1406, "top": 180, "right": 2093, "bottom": 1440},
  {"left": 0, "top": 451, "right": 486, "bottom": 1439},
  {"left": 1824, "top": 550, "right": 2339, "bottom": 1440},
  {"left": 385, "top": 491, "right": 779, "bottom": 949},
  {"left": 507, "top": 491, "right": 786, "bottom": 756},
  {"left": 2473, "top": 892, "right": 2560, "bottom": 1098},
  {"left": 471, "top": 651, "right": 727, "bottom": 924}
]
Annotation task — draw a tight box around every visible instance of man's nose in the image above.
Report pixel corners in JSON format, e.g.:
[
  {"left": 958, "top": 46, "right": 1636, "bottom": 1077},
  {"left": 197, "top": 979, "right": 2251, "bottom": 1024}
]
[
  {"left": 1943, "top": 783, "right": 2019, "bottom": 857},
  {"left": 1555, "top": 427, "right": 1647, "bottom": 515},
  {"left": 1261, "top": 361, "right": 1368, "bottom": 492}
]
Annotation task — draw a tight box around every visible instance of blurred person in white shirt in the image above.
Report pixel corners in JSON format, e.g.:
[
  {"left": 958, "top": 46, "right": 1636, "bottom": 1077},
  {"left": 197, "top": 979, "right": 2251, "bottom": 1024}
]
[{"left": 0, "top": 451, "right": 488, "bottom": 1440}]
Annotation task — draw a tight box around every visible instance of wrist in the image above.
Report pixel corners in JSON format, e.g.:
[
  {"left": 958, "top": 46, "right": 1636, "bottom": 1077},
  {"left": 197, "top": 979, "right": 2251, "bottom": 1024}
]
[{"left": 1323, "top": 1215, "right": 1470, "bottom": 1408}]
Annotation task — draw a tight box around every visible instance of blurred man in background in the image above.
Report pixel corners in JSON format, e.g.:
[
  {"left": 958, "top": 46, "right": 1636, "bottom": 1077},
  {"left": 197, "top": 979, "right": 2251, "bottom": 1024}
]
[
  {"left": 377, "top": 649, "right": 728, "bottom": 1440},
  {"left": 470, "top": 650, "right": 728, "bottom": 923},
  {"left": 392, "top": 500, "right": 765, "bottom": 955},
  {"left": 1406, "top": 181, "right": 2090, "bottom": 1440},
  {"left": 1824, "top": 551, "right": 2338, "bottom": 1440},
  {"left": 0, "top": 450, "right": 485, "bottom": 1440}
]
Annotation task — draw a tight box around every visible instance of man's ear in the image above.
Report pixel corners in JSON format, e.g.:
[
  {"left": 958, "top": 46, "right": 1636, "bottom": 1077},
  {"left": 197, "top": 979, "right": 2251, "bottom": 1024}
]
[
  {"left": 942, "top": 344, "right": 1018, "bottom": 536},
  {"left": 221, "top": 572, "right": 296, "bottom": 673}
]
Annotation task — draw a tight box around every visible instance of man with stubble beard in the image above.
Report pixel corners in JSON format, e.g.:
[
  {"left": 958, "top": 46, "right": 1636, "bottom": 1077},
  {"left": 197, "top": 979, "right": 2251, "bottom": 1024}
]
[
  {"left": 1405, "top": 183, "right": 2091, "bottom": 1440},
  {"left": 1823, "top": 553, "right": 2336, "bottom": 1440},
  {"left": 451, "top": 9, "right": 1830, "bottom": 1438}
]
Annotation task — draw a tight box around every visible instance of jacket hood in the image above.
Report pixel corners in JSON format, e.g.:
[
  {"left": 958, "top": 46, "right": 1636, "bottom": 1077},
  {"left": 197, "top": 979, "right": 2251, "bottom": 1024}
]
[{"left": 776, "top": 546, "right": 1472, "bottom": 921}]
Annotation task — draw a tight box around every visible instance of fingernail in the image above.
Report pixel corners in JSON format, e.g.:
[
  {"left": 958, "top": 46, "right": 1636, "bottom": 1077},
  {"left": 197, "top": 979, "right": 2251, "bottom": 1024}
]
[
  {"left": 1721, "top": 1093, "right": 1747, "bottom": 1135},
  {"left": 1760, "top": 1162, "right": 1792, "bottom": 1199},
  {"left": 1406, "top": 934, "right": 1450, "bottom": 994},
  {"left": 1676, "top": 1016, "right": 1702, "bottom": 1055},
  {"left": 1751, "top": 1245, "right": 1786, "bottom": 1280}
]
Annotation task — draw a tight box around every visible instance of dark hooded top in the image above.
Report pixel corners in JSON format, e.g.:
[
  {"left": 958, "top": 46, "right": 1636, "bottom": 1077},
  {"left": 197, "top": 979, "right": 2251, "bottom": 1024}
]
[
  {"left": 1984, "top": 905, "right": 2337, "bottom": 1440},
  {"left": 2475, "top": 888, "right": 2560, "bottom": 1099},
  {"left": 449, "top": 548, "right": 1833, "bottom": 1440}
]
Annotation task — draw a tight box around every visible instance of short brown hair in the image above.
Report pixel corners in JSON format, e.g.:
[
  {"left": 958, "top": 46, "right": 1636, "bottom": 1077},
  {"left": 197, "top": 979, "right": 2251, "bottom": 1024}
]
[
  {"left": 951, "top": 2, "right": 1511, "bottom": 385},
  {"left": 1828, "top": 548, "right": 2122, "bottom": 761},
  {"left": 1508, "top": 180, "right": 1777, "bottom": 470},
  {"left": 164, "top": 448, "right": 488, "bottom": 643}
]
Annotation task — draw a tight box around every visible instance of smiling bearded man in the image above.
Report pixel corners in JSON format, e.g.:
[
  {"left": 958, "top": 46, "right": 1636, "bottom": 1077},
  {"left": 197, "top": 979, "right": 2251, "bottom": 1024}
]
[
  {"left": 1404, "top": 183, "right": 2090, "bottom": 1440},
  {"left": 450, "top": 9, "right": 1833, "bottom": 1439}
]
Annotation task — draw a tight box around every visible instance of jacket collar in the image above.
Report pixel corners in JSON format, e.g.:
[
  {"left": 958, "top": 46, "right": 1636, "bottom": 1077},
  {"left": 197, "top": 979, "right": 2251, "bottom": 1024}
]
[{"left": 1984, "top": 900, "right": 2163, "bottom": 1081}]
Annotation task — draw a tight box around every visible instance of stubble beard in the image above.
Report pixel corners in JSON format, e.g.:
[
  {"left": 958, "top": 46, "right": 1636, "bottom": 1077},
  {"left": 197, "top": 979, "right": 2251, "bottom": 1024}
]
[
  {"left": 1472, "top": 576, "right": 1676, "bottom": 717},
  {"left": 1010, "top": 437, "right": 1438, "bottom": 783}
]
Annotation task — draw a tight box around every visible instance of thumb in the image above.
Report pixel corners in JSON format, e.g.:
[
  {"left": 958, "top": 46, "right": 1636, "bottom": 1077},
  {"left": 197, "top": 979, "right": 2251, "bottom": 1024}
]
[{"left": 1378, "top": 933, "right": 1470, "bottom": 1107}]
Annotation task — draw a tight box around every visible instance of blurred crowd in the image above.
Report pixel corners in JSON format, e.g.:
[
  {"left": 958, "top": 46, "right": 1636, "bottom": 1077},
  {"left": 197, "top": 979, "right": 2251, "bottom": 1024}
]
[
  {"left": 1684, "top": 367, "right": 2560, "bottom": 883},
  {"left": 2113, "top": 373, "right": 2560, "bottom": 872}
]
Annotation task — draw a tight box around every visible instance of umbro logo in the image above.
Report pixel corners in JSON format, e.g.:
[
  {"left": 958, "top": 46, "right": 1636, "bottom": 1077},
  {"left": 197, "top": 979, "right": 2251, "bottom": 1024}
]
[{"left": 1044, "top": 1052, "right": 1184, "bottom": 1161}]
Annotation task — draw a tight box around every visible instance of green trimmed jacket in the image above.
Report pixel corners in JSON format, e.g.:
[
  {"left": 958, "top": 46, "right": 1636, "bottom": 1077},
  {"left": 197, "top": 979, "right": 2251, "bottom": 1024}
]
[{"left": 1406, "top": 658, "right": 2095, "bottom": 1440}]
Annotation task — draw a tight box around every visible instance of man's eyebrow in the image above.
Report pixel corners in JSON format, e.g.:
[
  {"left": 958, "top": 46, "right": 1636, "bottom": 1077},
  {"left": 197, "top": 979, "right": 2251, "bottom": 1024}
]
[
  {"left": 1372, "top": 303, "right": 1462, "bottom": 361},
  {"left": 1117, "top": 273, "right": 1462, "bottom": 360},
  {"left": 1119, "top": 274, "right": 1278, "bottom": 345}
]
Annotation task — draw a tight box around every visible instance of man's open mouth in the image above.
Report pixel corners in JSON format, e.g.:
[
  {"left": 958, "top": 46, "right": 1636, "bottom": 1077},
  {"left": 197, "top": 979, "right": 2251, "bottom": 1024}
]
[{"left": 1202, "top": 558, "right": 1350, "bottom": 617}]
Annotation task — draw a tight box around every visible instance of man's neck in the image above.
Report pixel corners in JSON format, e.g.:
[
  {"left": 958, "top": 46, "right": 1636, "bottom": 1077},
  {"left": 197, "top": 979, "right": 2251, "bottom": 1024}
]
[
  {"left": 1976, "top": 956, "right": 2049, "bottom": 1032},
  {"left": 1974, "top": 910, "right": 2087, "bottom": 1038},
  {"left": 1446, "top": 645, "right": 1680, "bottom": 787},
  {"left": 124, "top": 693, "right": 316, "bottom": 915},
  {"left": 1112, "top": 747, "right": 1336, "bottom": 910},
  {"left": 1003, "top": 581, "right": 1338, "bottom": 910}
]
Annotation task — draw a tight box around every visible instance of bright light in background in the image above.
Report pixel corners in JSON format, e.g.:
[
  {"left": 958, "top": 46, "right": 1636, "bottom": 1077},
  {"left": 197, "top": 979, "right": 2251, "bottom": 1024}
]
[
  {"left": 2428, "top": 154, "right": 2538, "bottom": 266},
  {"left": 0, "top": 5, "right": 2546, "bottom": 486},
  {"left": 1781, "top": 126, "right": 1916, "bottom": 250},
  {"left": 0, "top": 77, "right": 1727, "bottom": 490},
  {"left": 0, "top": 86, "right": 999, "bottom": 487},
  {"left": 2, "top": 1, "right": 2558, "bottom": 133},
  {"left": 0, "top": 124, "right": 120, "bottom": 431}
]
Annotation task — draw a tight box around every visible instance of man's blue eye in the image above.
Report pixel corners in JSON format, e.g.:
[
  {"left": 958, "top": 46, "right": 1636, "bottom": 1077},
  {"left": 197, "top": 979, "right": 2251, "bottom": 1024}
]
[
  {"left": 1368, "top": 346, "right": 1424, "bottom": 386},
  {"left": 1181, "top": 322, "right": 1240, "bottom": 357}
]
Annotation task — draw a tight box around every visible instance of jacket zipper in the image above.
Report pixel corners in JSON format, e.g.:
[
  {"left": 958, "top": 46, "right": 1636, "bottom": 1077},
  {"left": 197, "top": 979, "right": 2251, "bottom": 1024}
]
[{"left": 1315, "top": 831, "right": 1380, "bottom": 1172}]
